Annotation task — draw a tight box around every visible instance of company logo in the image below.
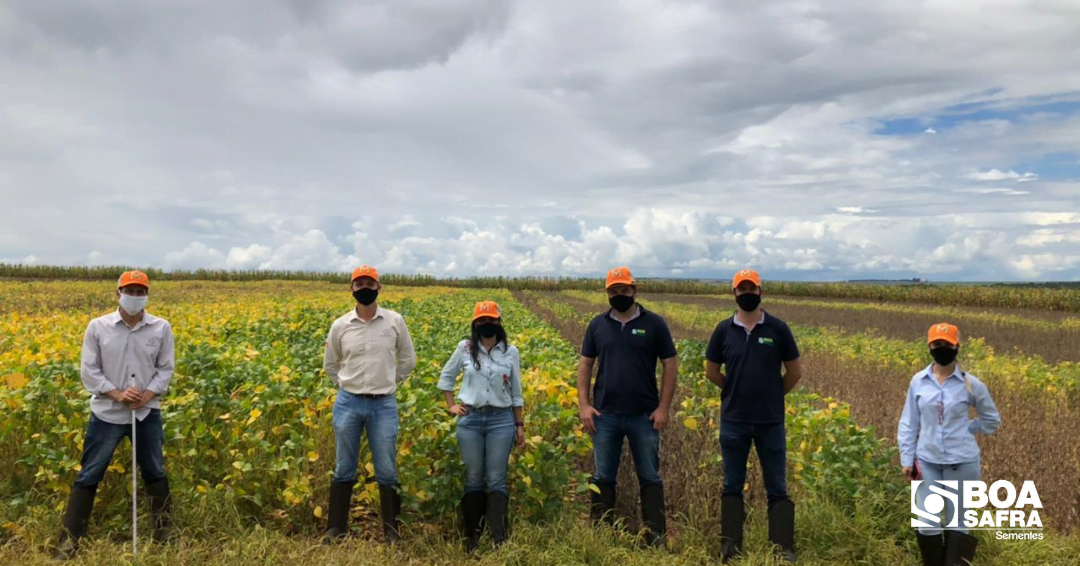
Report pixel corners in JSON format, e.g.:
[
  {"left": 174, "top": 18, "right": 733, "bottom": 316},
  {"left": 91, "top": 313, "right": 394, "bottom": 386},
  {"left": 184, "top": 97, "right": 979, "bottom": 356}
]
[{"left": 911, "top": 480, "right": 1043, "bottom": 530}]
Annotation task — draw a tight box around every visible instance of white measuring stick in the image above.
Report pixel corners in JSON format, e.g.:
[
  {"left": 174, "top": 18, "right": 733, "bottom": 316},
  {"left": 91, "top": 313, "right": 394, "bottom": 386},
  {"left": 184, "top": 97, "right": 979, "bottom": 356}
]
[{"left": 132, "top": 409, "right": 138, "bottom": 556}]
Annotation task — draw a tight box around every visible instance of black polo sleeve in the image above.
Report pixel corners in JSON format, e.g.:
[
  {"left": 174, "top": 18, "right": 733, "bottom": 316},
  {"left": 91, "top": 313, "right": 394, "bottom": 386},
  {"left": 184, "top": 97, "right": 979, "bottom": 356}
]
[
  {"left": 705, "top": 321, "right": 727, "bottom": 365},
  {"left": 580, "top": 316, "right": 599, "bottom": 358},
  {"left": 776, "top": 319, "right": 800, "bottom": 362},
  {"left": 654, "top": 317, "right": 677, "bottom": 360}
]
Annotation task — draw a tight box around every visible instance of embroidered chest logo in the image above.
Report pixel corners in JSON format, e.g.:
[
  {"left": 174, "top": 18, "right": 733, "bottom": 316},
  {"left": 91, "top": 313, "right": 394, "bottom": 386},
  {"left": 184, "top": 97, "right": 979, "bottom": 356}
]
[
  {"left": 631, "top": 329, "right": 647, "bottom": 336},
  {"left": 145, "top": 337, "right": 162, "bottom": 348},
  {"left": 758, "top": 337, "right": 774, "bottom": 346}
]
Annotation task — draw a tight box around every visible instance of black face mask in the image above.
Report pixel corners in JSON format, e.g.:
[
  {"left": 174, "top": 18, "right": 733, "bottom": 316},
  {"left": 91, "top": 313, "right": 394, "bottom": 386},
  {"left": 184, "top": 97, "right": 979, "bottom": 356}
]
[
  {"left": 930, "top": 346, "right": 959, "bottom": 366},
  {"left": 735, "top": 292, "right": 761, "bottom": 312},
  {"left": 476, "top": 323, "right": 499, "bottom": 339},
  {"left": 352, "top": 288, "right": 379, "bottom": 306},
  {"left": 609, "top": 294, "right": 635, "bottom": 313}
]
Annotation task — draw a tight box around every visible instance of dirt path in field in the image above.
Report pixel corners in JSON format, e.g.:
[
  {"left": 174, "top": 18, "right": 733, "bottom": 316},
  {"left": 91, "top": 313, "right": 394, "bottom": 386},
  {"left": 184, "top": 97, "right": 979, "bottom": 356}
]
[
  {"left": 643, "top": 293, "right": 1080, "bottom": 364},
  {"left": 518, "top": 291, "right": 1080, "bottom": 532}
]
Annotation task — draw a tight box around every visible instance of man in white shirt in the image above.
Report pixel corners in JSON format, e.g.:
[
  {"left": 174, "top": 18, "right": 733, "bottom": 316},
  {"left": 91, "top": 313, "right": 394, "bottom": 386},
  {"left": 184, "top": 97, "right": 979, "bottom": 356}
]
[
  {"left": 321, "top": 265, "right": 417, "bottom": 544},
  {"left": 56, "top": 271, "right": 175, "bottom": 559}
]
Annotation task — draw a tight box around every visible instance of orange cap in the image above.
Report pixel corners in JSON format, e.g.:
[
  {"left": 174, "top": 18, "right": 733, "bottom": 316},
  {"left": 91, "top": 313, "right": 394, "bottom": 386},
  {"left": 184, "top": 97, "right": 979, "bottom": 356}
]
[
  {"left": 117, "top": 270, "right": 150, "bottom": 289},
  {"left": 351, "top": 265, "right": 379, "bottom": 283},
  {"left": 472, "top": 300, "right": 502, "bottom": 321},
  {"left": 732, "top": 269, "right": 761, "bottom": 289},
  {"left": 927, "top": 322, "right": 960, "bottom": 346},
  {"left": 605, "top": 266, "right": 636, "bottom": 289}
]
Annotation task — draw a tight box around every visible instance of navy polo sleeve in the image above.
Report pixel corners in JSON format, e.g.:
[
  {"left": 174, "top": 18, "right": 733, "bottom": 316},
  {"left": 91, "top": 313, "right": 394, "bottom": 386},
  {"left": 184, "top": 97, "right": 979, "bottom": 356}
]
[
  {"left": 777, "top": 320, "right": 800, "bottom": 362},
  {"left": 580, "top": 316, "right": 598, "bottom": 358},
  {"left": 655, "top": 317, "right": 677, "bottom": 359},
  {"left": 705, "top": 321, "right": 726, "bottom": 365}
]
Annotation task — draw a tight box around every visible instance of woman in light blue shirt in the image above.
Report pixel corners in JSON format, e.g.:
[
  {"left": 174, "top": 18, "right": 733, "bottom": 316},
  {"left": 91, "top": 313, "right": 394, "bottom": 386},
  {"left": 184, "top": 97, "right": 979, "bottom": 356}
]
[
  {"left": 898, "top": 322, "right": 1000, "bottom": 566},
  {"left": 438, "top": 300, "right": 525, "bottom": 552}
]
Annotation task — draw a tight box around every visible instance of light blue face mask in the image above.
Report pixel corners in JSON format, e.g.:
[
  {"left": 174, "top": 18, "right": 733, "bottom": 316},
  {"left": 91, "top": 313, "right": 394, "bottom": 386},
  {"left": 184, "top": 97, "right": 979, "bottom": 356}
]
[{"left": 119, "top": 294, "right": 148, "bottom": 316}]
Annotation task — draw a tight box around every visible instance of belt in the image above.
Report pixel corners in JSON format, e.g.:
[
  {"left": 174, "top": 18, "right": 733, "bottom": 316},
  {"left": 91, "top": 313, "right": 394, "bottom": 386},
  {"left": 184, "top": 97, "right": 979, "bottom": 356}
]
[
  {"left": 353, "top": 392, "right": 393, "bottom": 399},
  {"left": 465, "top": 404, "right": 511, "bottom": 413}
]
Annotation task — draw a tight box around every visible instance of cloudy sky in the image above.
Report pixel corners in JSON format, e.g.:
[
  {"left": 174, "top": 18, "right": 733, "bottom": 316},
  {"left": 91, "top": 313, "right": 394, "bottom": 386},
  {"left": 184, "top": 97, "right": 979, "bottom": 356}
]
[{"left": 2, "top": 0, "right": 1079, "bottom": 281}]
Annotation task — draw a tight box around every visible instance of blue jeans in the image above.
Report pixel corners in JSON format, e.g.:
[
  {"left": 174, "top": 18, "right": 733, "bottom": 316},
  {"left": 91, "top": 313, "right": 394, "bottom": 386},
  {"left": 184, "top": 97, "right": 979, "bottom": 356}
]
[
  {"left": 591, "top": 413, "right": 662, "bottom": 488},
  {"left": 914, "top": 458, "right": 980, "bottom": 535},
  {"left": 456, "top": 405, "right": 516, "bottom": 495},
  {"left": 332, "top": 391, "right": 399, "bottom": 486},
  {"left": 720, "top": 420, "right": 788, "bottom": 504},
  {"left": 74, "top": 410, "right": 166, "bottom": 489}
]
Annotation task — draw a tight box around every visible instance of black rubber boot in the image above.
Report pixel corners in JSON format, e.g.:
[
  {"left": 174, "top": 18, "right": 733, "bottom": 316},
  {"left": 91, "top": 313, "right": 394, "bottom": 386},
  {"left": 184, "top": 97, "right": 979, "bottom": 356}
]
[
  {"left": 719, "top": 494, "right": 744, "bottom": 563},
  {"left": 462, "top": 491, "right": 487, "bottom": 552},
  {"left": 768, "top": 498, "right": 797, "bottom": 563},
  {"left": 145, "top": 477, "right": 173, "bottom": 543},
  {"left": 916, "top": 532, "right": 945, "bottom": 566},
  {"left": 54, "top": 485, "right": 97, "bottom": 560},
  {"left": 639, "top": 484, "right": 666, "bottom": 547},
  {"left": 486, "top": 491, "right": 510, "bottom": 546},
  {"left": 378, "top": 484, "right": 402, "bottom": 543},
  {"left": 589, "top": 483, "right": 617, "bottom": 526},
  {"left": 944, "top": 530, "right": 977, "bottom": 566},
  {"left": 320, "top": 481, "right": 353, "bottom": 545}
]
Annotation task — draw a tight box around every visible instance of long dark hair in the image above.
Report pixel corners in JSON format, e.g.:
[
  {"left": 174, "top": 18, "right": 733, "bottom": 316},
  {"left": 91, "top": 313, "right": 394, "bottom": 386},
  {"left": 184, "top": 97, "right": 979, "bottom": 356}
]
[{"left": 469, "top": 319, "right": 509, "bottom": 370}]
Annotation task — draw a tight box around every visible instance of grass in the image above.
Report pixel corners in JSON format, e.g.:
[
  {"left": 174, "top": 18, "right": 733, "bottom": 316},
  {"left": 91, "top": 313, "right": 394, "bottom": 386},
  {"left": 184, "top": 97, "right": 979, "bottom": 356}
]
[{"left": 3, "top": 491, "right": 1077, "bottom": 565}]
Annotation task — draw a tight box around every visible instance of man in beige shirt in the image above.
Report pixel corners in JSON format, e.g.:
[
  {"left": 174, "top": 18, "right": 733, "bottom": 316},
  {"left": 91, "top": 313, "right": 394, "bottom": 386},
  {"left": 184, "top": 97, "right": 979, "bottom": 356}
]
[{"left": 321, "top": 265, "right": 416, "bottom": 544}]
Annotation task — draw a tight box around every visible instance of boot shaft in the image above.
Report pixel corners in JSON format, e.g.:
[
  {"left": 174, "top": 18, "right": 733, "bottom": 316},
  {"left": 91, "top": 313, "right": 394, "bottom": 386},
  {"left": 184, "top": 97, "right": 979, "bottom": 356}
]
[
  {"left": 639, "top": 484, "right": 666, "bottom": 546},
  {"left": 145, "top": 478, "right": 172, "bottom": 542},
  {"left": 378, "top": 484, "right": 402, "bottom": 542},
  {"left": 916, "top": 532, "right": 945, "bottom": 566},
  {"left": 720, "top": 494, "right": 744, "bottom": 562},
  {"left": 944, "top": 531, "right": 977, "bottom": 566},
  {"left": 589, "top": 483, "right": 616, "bottom": 525},
  {"left": 486, "top": 491, "right": 509, "bottom": 544}
]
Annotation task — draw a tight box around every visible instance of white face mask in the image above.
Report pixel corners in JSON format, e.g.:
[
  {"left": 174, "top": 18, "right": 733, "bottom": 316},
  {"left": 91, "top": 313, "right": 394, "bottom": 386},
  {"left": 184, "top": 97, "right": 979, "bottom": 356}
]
[{"left": 119, "top": 294, "right": 148, "bottom": 316}]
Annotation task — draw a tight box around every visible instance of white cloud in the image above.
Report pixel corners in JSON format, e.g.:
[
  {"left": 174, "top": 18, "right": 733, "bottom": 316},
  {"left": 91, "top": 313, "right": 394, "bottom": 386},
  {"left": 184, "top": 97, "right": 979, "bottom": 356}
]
[{"left": 965, "top": 169, "right": 1038, "bottom": 181}]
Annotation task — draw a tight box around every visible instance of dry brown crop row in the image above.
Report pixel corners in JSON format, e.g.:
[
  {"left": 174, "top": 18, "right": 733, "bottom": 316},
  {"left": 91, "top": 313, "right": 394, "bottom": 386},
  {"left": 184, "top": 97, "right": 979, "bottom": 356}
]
[{"left": 647, "top": 293, "right": 1080, "bottom": 364}]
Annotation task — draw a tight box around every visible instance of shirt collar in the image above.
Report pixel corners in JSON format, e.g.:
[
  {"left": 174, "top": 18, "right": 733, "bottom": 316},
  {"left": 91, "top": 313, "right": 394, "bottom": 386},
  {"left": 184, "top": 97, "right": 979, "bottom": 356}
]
[
  {"left": 348, "top": 306, "right": 385, "bottom": 322},
  {"left": 919, "top": 363, "right": 964, "bottom": 382},
  {"left": 110, "top": 309, "right": 155, "bottom": 328},
  {"left": 732, "top": 309, "right": 766, "bottom": 329},
  {"left": 480, "top": 341, "right": 508, "bottom": 355},
  {"left": 608, "top": 304, "right": 643, "bottom": 323}
]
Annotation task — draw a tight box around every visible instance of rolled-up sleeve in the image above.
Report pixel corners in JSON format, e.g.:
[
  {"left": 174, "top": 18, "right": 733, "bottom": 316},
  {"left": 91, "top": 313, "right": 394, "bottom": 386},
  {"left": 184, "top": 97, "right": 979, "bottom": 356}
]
[
  {"left": 438, "top": 342, "right": 465, "bottom": 392},
  {"left": 897, "top": 380, "right": 920, "bottom": 468},
  {"left": 323, "top": 322, "right": 342, "bottom": 387},
  {"left": 80, "top": 322, "right": 116, "bottom": 396},
  {"left": 146, "top": 321, "right": 175, "bottom": 395},
  {"left": 968, "top": 379, "right": 1001, "bottom": 435},
  {"left": 510, "top": 348, "right": 524, "bottom": 408},
  {"left": 395, "top": 316, "right": 417, "bottom": 383}
]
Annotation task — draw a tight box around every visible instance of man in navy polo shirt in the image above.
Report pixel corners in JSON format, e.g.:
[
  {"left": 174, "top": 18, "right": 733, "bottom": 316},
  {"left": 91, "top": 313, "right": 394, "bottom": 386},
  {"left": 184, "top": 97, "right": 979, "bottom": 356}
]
[
  {"left": 577, "top": 266, "right": 678, "bottom": 547},
  {"left": 705, "top": 269, "right": 803, "bottom": 564}
]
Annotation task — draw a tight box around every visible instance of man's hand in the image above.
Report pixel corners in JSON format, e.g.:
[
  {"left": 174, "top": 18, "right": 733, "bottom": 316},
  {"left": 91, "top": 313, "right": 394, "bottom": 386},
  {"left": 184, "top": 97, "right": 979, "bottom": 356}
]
[
  {"left": 130, "top": 390, "right": 157, "bottom": 409},
  {"left": 115, "top": 387, "right": 141, "bottom": 405},
  {"left": 902, "top": 466, "right": 914, "bottom": 481},
  {"left": 649, "top": 406, "right": 670, "bottom": 431},
  {"left": 515, "top": 425, "right": 526, "bottom": 448},
  {"left": 579, "top": 404, "right": 601, "bottom": 435},
  {"left": 448, "top": 404, "right": 469, "bottom": 417}
]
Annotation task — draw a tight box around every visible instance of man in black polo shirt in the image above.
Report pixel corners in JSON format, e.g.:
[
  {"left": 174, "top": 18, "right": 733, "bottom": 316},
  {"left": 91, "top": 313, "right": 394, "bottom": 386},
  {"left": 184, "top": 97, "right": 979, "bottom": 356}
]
[
  {"left": 705, "top": 269, "right": 802, "bottom": 564},
  {"left": 577, "top": 266, "right": 678, "bottom": 547}
]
